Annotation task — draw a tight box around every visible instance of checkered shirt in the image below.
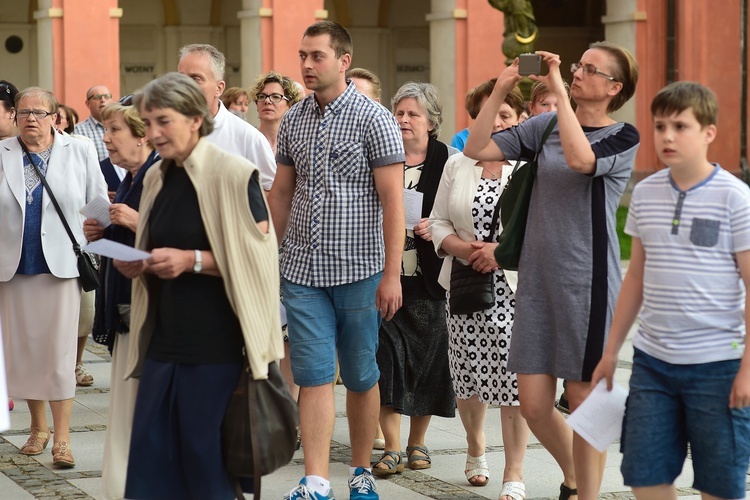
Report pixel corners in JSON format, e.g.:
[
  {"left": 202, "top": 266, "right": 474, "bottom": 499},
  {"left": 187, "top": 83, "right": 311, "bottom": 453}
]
[
  {"left": 74, "top": 116, "right": 108, "bottom": 162},
  {"left": 276, "top": 82, "right": 405, "bottom": 287}
]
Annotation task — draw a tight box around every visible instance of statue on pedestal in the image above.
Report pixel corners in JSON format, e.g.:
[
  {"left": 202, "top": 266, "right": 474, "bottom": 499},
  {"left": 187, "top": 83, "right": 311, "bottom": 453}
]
[{"left": 488, "top": 0, "right": 538, "bottom": 65}]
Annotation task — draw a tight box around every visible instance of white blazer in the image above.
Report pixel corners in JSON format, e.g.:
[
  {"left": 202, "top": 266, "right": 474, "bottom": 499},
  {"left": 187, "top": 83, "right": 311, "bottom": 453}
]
[
  {"left": 428, "top": 153, "right": 519, "bottom": 294},
  {"left": 0, "top": 133, "right": 107, "bottom": 281}
]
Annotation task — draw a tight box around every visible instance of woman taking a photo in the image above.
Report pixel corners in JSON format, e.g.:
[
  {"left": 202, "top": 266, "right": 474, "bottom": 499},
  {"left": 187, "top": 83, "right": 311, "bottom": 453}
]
[
  {"left": 464, "top": 43, "right": 639, "bottom": 499},
  {"left": 114, "top": 72, "right": 282, "bottom": 498}
]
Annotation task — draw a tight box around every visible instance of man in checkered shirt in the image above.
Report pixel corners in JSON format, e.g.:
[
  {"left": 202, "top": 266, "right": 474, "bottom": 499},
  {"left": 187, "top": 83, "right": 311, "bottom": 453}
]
[
  {"left": 74, "top": 85, "right": 114, "bottom": 162},
  {"left": 270, "top": 20, "right": 405, "bottom": 500}
]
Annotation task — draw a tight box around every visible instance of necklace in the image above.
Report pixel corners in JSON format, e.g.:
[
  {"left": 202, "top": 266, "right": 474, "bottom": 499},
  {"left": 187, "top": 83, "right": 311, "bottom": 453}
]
[{"left": 482, "top": 164, "right": 502, "bottom": 179}]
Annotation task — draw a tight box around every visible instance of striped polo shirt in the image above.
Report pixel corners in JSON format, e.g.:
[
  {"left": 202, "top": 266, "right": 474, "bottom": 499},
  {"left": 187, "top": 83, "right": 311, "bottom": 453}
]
[{"left": 628, "top": 164, "right": 750, "bottom": 364}]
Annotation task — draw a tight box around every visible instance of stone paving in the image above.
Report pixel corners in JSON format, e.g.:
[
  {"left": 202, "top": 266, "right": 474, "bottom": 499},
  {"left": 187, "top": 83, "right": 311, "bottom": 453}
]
[{"left": 0, "top": 328, "right": 744, "bottom": 499}]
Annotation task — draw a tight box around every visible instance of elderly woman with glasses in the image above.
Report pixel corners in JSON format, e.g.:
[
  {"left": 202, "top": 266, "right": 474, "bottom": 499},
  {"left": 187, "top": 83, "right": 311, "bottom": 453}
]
[
  {"left": 114, "top": 72, "right": 282, "bottom": 498},
  {"left": 0, "top": 87, "right": 107, "bottom": 468},
  {"left": 464, "top": 42, "right": 640, "bottom": 499},
  {"left": 249, "top": 71, "right": 302, "bottom": 155},
  {"left": 371, "top": 82, "right": 457, "bottom": 477}
]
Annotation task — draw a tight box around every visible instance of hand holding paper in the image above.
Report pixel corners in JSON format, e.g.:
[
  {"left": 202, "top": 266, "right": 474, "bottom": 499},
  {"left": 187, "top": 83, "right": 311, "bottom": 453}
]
[
  {"left": 84, "top": 238, "right": 151, "bottom": 262},
  {"left": 80, "top": 196, "right": 112, "bottom": 228},
  {"left": 567, "top": 379, "right": 628, "bottom": 452},
  {"left": 404, "top": 189, "right": 424, "bottom": 230}
]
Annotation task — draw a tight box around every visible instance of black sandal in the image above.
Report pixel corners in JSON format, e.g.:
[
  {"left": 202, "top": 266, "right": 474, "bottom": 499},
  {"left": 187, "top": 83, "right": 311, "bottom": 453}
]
[
  {"left": 559, "top": 483, "right": 578, "bottom": 500},
  {"left": 372, "top": 450, "right": 404, "bottom": 476}
]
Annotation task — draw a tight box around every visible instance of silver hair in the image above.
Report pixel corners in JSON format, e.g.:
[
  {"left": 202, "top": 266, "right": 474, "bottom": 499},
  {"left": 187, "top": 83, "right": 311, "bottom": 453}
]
[
  {"left": 390, "top": 82, "right": 442, "bottom": 139},
  {"left": 178, "top": 43, "right": 226, "bottom": 81},
  {"left": 132, "top": 72, "right": 214, "bottom": 138}
]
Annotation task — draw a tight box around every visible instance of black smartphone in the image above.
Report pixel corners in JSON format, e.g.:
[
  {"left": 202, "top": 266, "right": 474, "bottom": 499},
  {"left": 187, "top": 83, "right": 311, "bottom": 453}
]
[{"left": 518, "top": 53, "right": 542, "bottom": 76}]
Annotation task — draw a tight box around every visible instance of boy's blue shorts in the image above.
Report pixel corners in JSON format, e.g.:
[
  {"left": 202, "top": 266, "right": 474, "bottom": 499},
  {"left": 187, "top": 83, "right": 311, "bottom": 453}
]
[{"left": 621, "top": 348, "right": 750, "bottom": 499}]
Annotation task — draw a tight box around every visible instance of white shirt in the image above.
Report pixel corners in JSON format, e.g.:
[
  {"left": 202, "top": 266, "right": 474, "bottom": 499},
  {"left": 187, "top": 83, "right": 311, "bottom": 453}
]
[{"left": 206, "top": 101, "right": 276, "bottom": 190}]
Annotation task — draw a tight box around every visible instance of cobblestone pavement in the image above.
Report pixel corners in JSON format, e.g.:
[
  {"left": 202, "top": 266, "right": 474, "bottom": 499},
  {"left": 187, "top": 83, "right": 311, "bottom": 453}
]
[{"left": 0, "top": 336, "right": 744, "bottom": 499}]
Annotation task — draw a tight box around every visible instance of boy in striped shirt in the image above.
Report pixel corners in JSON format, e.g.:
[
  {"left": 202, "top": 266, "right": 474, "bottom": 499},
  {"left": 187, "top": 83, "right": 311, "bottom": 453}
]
[{"left": 592, "top": 81, "right": 750, "bottom": 500}]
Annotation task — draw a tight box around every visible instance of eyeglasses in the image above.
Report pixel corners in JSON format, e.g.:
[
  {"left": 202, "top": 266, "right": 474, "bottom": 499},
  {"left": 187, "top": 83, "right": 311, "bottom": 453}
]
[
  {"left": 17, "top": 109, "right": 54, "bottom": 120},
  {"left": 570, "top": 62, "right": 616, "bottom": 81},
  {"left": 0, "top": 83, "right": 9, "bottom": 94},
  {"left": 87, "top": 93, "right": 112, "bottom": 101},
  {"left": 255, "top": 93, "right": 289, "bottom": 104}
]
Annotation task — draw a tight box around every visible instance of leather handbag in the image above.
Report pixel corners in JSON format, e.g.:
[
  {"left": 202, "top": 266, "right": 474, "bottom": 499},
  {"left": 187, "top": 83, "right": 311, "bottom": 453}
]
[
  {"left": 18, "top": 138, "right": 100, "bottom": 291},
  {"left": 448, "top": 188, "right": 504, "bottom": 316},
  {"left": 76, "top": 250, "right": 101, "bottom": 292},
  {"left": 495, "top": 116, "right": 558, "bottom": 271},
  {"left": 222, "top": 349, "right": 299, "bottom": 500}
]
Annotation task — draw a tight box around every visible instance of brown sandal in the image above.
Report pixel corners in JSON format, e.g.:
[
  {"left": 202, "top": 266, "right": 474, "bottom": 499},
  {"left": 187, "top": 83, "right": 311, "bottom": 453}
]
[
  {"left": 20, "top": 428, "right": 50, "bottom": 456},
  {"left": 52, "top": 441, "right": 75, "bottom": 468}
]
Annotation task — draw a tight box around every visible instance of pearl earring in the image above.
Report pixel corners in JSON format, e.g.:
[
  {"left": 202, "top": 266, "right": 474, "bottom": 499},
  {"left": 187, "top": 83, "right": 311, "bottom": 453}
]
[{"left": 137, "top": 142, "right": 141, "bottom": 147}]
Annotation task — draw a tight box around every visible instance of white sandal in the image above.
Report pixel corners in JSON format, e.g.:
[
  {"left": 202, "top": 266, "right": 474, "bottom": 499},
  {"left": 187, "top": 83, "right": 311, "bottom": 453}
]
[
  {"left": 75, "top": 363, "right": 93, "bottom": 386},
  {"left": 499, "top": 481, "right": 526, "bottom": 500},
  {"left": 464, "top": 453, "right": 489, "bottom": 486}
]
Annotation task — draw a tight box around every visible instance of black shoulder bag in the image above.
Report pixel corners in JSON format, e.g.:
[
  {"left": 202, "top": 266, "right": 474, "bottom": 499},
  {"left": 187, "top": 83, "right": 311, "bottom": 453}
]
[
  {"left": 494, "top": 115, "right": 558, "bottom": 271},
  {"left": 448, "top": 189, "right": 503, "bottom": 316},
  {"left": 18, "top": 138, "right": 100, "bottom": 291},
  {"left": 222, "top": 348, "right": 299, "bottom": 499}
]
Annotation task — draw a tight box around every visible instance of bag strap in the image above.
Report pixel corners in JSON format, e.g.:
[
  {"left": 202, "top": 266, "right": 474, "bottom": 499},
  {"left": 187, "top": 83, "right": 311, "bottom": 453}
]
[
  {"left": 506, "top": 114, "right": 558, "bottom": 179},
  {"left": 18, "top": 137, "right": 83, "bottom": 257},
  {"left": 248, "top": 358, "right": 262, "bottom": 500},
  {"left": 490, "top": 115, "right": 558, "bottom": 243},
  {"left": 484, "top": 192, "right": 504, "bottom": 243},
  {"left": 536, "top": 115, "right": 558, "bottom": 160},
  {"left": 231, "top": 347, "right": 262, "bottom": 500}
]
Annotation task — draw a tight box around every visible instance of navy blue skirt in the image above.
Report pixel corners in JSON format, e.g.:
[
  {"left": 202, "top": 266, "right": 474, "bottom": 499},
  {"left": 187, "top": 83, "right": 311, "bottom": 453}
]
[{"left": 124, "top": 359, "right": 250, "bottom": 499}]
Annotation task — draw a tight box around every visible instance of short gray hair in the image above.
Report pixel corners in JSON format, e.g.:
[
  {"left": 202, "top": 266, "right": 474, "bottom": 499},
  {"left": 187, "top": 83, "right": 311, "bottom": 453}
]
[
  {"left": 390, "top": 82, "right": 442, "bottom": 139},
  {"left": 15, "top": 86, "right": 58, "bottom": 114},
  {"left": 178, "top": 43, "right": 226, "bottom": 81},
  {"left": 132, "top": 72, "right": 214, "bottom": 138}
]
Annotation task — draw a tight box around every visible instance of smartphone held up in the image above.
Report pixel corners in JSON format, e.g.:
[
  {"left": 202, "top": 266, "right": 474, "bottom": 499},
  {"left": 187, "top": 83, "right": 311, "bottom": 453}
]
[{"left": 518, "top": 53, "right": 542, "bottom": 76}]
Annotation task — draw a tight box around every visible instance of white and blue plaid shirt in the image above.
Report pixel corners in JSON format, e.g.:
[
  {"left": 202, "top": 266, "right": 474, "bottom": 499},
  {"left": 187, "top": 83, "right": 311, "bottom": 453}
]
[
  {"left": 276, "top": 82, "right": 405, "bottom": 287},
  {"left": 74, "top": 116, "right": 108, "bottom": 162}
]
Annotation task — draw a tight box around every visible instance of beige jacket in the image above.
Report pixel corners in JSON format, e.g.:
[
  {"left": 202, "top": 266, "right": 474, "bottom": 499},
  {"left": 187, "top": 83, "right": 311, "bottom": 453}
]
[
  {"left": 428, "top": 153, "right": 519, "bottom": 293},
  {"left": 125, "top": 138, "right": 283, "bottom": 380}
]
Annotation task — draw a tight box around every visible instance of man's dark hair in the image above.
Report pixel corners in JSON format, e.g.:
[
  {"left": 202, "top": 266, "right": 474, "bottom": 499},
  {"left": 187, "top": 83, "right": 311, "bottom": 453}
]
[{"left": 303, "top": 21, "right": 353, "bottom": 59}]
